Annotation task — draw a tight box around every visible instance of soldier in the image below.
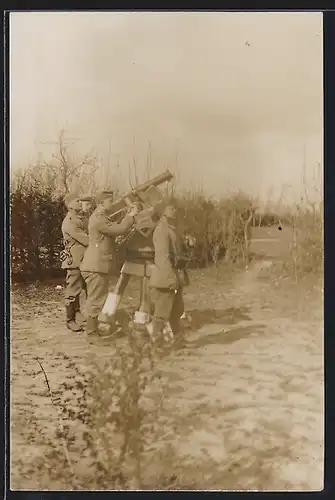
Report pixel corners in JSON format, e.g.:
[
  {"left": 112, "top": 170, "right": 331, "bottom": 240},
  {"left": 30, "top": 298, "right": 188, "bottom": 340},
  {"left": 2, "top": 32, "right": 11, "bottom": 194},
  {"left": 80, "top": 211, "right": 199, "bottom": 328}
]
[
  {"left": 76, "top": 194, "right": 94, "bottom": 305},
  {"left": 80, "top": 196, "right": 95, "bottom": 218},
  {"left": 149, "top": 200, "right": 190, "bottom": 342},
  {"left": 61, "top": 193, "right": 92, "bottom": 332},
  {"left": 80, "top": 190, "right": 139, "bottom": 341}
]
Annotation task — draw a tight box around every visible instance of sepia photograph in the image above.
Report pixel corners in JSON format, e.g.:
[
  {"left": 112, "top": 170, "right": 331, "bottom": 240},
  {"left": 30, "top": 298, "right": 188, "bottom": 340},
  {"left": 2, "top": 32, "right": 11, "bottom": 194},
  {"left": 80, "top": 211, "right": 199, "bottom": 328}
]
[{"left": 9, "top": 10, "right": 323, "bottom": 491}]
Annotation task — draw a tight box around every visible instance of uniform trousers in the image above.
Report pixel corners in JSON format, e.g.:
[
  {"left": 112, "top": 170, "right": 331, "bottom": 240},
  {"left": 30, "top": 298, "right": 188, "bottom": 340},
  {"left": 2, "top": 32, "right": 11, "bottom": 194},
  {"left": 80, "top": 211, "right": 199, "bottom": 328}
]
[
  {"left": 81, "top": 271, "right": 109, "bottom": 319},
  {"left": 64, "top": 268, "right": 86, "bottom": 307},
  {"left": 150, "top": 287, "right": 184, "bottom": 334}
]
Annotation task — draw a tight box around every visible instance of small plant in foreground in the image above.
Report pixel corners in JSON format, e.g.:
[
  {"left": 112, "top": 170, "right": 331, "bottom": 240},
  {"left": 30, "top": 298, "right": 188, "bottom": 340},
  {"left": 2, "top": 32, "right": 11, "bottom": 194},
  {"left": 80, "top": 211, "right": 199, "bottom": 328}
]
[{"left": 19, "top": 328, "right": 166, "bottom": 490}]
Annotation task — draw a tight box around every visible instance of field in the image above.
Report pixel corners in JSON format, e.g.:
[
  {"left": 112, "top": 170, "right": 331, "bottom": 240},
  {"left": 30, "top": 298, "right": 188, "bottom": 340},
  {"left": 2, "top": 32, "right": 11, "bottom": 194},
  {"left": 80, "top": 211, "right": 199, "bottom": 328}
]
[{"left": 10, "top": 248, "right": 324, "bottom": 491}]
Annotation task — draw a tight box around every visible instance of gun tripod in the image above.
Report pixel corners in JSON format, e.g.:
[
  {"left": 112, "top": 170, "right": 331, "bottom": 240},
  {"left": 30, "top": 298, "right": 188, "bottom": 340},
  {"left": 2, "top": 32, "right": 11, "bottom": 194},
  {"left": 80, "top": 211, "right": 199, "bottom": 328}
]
[{"left": 98, "top": 260, "right": 154, "bottom": 328}]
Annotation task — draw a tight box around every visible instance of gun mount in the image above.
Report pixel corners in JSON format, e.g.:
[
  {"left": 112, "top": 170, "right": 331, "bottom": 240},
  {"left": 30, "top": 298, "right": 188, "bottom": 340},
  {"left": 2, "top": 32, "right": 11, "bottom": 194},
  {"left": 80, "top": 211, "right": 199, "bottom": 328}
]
[
  {"left": 113, "top": 169, "right": 174, "bottom": 263},
  {"left": 98, "top": 170, "right": 175, "bottom": 329}
]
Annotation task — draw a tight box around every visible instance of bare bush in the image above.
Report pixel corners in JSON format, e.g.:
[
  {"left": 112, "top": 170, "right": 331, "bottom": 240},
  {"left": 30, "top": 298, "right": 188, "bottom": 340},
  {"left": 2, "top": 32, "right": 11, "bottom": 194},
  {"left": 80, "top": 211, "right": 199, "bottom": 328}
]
[
  {"left": 286, "top": 201, "right": 323, "bottom": 282},
  {"left": 37, "top": 129, "right": 100, "bottom": 196},
  {"left": 176, "top": 191, "right": 256, "bottom": 268},
  {"left": 18, "top": 327, "right": 167, "bottom": 490},
  {"left": 10, "top": 131, "right": 124, "bottom": 281}
]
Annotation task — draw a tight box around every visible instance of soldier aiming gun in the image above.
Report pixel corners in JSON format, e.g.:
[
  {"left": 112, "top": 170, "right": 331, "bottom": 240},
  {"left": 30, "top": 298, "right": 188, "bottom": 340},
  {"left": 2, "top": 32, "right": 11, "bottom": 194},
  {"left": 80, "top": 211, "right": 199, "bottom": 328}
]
[
  {"left": 80, "top": 190, "right": 139, "bottom": 343},
  {"left": 85, "top": 170, "right": 194, "bottom": 342}
]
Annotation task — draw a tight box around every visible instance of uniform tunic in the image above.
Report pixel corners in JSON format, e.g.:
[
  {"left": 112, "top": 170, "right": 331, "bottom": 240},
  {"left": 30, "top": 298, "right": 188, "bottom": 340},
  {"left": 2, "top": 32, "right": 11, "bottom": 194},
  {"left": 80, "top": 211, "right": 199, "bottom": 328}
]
[
  {"left": 149, "top": 216, "right": 187, "bottom": 332},
  {"left": 80, "top": 206, "right": 134, "bottom": 319}
]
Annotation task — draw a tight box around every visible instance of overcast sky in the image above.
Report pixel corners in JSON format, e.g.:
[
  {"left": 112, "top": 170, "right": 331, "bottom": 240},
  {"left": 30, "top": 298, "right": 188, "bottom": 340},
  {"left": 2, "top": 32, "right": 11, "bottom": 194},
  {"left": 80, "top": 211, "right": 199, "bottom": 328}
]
[{"left": 10, "top": 11, "right": 323, "bottom": 203}]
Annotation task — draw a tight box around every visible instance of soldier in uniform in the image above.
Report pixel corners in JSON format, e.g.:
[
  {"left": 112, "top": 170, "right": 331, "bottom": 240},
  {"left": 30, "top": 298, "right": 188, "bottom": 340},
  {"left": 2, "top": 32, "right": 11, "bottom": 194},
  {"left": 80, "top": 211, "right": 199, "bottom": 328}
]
[
  {"left": 61, "top": 192, "right": 92, "bottom": 332},
  {"left": 80, "top": 196, "right": 95, "bottom": 218},
  {"left": 149, "top": 200, "right": 189, "bottom": 342},
  {"left": 76, "top": 194, "right": 94, "bottom": 307},
  {"left": 80, "top": 190, "right": 138, "bottom": 340}
]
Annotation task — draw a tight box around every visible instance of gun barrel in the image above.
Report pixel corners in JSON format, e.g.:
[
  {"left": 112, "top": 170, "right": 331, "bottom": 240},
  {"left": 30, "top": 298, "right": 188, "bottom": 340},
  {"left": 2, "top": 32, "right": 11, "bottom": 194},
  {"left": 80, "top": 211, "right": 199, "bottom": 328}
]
[
  {"left": 106, "top": 170, "right": 174, "bottom": 219},
  {"left": 127, "top": 169, "right": 174, "bottom": 197}
]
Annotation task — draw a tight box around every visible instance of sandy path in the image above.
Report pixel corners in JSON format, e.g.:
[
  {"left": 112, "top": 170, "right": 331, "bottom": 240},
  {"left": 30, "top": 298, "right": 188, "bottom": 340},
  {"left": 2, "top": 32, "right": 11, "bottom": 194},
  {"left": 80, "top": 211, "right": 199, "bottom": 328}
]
[{"left": 10, "top": 261, "right": 323, "bottom": 490}]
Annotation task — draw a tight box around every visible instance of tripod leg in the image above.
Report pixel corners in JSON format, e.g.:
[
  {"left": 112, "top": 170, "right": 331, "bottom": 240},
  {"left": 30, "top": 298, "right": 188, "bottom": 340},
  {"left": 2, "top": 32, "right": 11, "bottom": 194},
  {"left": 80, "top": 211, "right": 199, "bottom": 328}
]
[
  {"left": 134, "top": 276, "right": 151, "bottom": 324},
  {"left": 114, "top": 272, "right": 131, "bottom": 298},
  {"left": 98, "top": 273, "right": 130, "bottom": 324},
  {"left": 139, "top": 276, "right": 151, "bottom": 314}
]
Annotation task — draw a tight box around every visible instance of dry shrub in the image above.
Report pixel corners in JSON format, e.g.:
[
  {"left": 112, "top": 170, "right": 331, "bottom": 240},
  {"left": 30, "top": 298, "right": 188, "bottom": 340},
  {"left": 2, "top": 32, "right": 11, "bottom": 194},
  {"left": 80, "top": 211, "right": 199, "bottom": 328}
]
[
  {"left": 292, "top": 203, "right": 323, "bottom": 278},
  {"left": 176, "top": 191, "right": 256, "bottom": 267},
  {"left": 277, "top": 200, "right": 323, "bottom": 283},
  {"left": 18, "top": 328, "right": 167, "bottom": 490}
]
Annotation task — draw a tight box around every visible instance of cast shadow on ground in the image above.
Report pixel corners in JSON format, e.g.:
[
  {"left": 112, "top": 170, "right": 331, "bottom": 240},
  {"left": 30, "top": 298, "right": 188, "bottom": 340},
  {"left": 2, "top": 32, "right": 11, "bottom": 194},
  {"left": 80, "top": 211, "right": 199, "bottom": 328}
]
[
  {"left": 187, "top": 323, "right": 266, "bottom": 349},
  {"left": 108, "top": 306, "right": 262, "bottom": 350},
  {"left": 185, "top": 306, "right": 252, "bottom": 331},
  {"left": 180, "top": 306, "right": 265, "bottom": 349},
  {"left": 113, "top": 306, "right": 252, "bottom": 336}
]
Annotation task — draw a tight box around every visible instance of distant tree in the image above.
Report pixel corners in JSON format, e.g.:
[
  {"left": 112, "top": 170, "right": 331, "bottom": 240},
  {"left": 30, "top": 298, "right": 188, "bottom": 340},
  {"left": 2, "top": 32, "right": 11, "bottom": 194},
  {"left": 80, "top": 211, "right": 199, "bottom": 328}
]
[{"left": 35, "top": 129, "right": 100, "bottom": 196}]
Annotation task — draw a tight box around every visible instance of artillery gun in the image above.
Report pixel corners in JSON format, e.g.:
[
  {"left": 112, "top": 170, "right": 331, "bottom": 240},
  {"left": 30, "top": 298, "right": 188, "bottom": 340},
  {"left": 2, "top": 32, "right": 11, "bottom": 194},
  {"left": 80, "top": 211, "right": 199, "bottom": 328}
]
[{"left": 98, "top": 170, "right": 177, "bottom": 329}]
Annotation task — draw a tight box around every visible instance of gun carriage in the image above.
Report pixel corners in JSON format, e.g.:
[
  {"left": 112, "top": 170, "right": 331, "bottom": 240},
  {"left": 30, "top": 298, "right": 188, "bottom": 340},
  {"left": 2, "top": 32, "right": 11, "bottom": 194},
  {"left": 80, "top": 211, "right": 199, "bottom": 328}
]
[{"left": 97, "top": 170, "right": 192, "bottom": 329}]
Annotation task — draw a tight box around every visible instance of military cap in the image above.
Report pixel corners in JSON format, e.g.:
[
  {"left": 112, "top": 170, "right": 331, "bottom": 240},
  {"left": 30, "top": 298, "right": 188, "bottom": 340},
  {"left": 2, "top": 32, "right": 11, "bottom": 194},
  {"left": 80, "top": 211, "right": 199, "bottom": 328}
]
[
  {"left": 95, "top": 190, "right": 114, "bottom": 204},
  {"left": 79, "top": 194, "right": 93, "bottom": 202},
  {"left": 152, "top": 197, "right": 175, "bottom": 217},
  {"left": 64, "top": 192, "right": 80, "bottom": 207}
]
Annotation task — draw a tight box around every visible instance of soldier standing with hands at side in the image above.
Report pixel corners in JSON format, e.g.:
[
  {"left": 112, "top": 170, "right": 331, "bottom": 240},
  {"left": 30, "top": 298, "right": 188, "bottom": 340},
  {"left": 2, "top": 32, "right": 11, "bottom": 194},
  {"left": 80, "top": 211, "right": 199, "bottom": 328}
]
[
  {"left": 148, "top": 199, "right": 190, "bottom": 343},
  {"left": 80, "top": 191, "right": 139, "bottom": 342},
  {"left": 61, "top": 193, "right": 93, "bottom": 332}
]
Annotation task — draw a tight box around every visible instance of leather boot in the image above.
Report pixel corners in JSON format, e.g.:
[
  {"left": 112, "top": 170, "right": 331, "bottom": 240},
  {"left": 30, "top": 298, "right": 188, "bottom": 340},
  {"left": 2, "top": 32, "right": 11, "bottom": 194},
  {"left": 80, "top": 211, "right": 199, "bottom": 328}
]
[
  {"left": 172, "top": 328, "right": 188, "bottom": 348},
  {"left": 86, "top": 317, "right": 115, "bottom": 344},
  {"left": 76, "top": 311, "right": 86, "bottom": 325},
  {"left": 86, "top": 317, "right": 99, "bottom": 336},
  {"left": 149, "top": 318, "right": 166, "bottom": 343},
  {"left": 66, "top": 304, "right": 83, "bottom": 332},
  {"left": 163, "top": 322, "right": 174, "bottom": 343},
  {"left": 74, "top": 296, "right": 86, "bottom": 325},
  {"left": 170, "top": 311, "right": 190, "bottom": 346}
]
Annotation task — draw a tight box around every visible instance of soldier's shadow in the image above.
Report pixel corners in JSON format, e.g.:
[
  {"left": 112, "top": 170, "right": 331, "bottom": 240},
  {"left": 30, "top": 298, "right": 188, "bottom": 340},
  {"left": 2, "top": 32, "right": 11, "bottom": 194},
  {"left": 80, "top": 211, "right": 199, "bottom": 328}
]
[
  {"left": 186, "top": 323, "right": 266, "bottom": 349},
  {"left": 184, "top": 306, "right": 252, "bottom": 331},
  {"left": 180, "top": 306, "right": 265, "bottom": 350},
  {"left": 111, "top": 306, "right": 254, "bottom": 345}
]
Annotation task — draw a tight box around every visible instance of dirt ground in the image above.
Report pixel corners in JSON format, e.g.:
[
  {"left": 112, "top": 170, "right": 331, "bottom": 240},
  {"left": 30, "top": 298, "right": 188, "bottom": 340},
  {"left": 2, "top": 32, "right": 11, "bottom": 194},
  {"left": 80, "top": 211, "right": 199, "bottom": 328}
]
[{"left": 10, "top": 259, "right": 324, "bottom": 491}]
